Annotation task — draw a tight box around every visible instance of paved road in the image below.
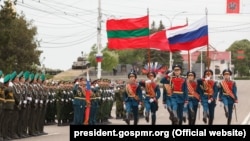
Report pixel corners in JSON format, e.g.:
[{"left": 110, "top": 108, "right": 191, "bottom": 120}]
[{"left": 13, "top": 80, "right": 250, "bottom": 141}]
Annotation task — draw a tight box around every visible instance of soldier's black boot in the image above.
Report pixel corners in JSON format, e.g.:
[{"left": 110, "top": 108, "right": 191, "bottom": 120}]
[
  {"left": 224, "top": 106, "right": 229, "bottom": 118},
  {"left": 227, "top": 117, "right": 232, "bottom": 125},
  {"left": 167, "top": 107, "right": 174, "bottom": 121},
  {"left": 134, "top": 118, "right": 138, "bottom": 125},
  {"left": 145, "top": 112, "right": 149, "bottom": 123},
  {"left": 151, "top": 113, "right": 156, "bottom": 125},
  {"left": 172, "top": 110, "right": 179, "bottom": 125},
  {"left": 202, "top": 112, "right": 208, "bottom": 124},
  {"left": 125, "top": 113, "right": 130, "bottom": 125}
]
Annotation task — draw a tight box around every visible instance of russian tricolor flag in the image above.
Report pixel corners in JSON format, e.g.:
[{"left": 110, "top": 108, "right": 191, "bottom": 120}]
[
  {"left": 167, "top": 16, "right": 208, "bottom": 51},
  {"left": 95, "top": 56, "right": 103, "bottom": 62}
]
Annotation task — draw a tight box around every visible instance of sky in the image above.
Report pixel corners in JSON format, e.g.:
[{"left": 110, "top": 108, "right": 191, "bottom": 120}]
[{"left": 2, "top": 0, "right": 250, "bottom": 71}]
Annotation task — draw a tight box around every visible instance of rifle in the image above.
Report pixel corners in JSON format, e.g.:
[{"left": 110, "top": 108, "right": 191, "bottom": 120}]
[{"left": 234, "top": 104, "right": 238, "bottom": 122}]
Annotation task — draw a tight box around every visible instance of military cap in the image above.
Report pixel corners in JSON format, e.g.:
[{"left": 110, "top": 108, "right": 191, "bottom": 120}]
[
  {"left": 23, "top": 71, "right": 30, "bottom": 81},
  {"left": 40, "top": 74, "right": 46, "bottom": 81},
  {"left": 172, "top": 64, "right": 182, "bottom": 70},
  {"left": 147, "top": 71, "right": 156, "bottom": 78},
  {"left": 128, "top": 71, "right": 137, "bottom": 79},
  {"left": 222, "top": 69, "right": 232, "bottom": 75},
  {"left": 73, "top": 77, "right": 79, "bottom": 83},
  {"left": 203, "top": 69, "right": 213, "bottom": 77},
  {"left": 186, "top": 71, "right": 196, "bottom": 78},
  {"left": 10, "top": 71, "right": 17, "bottom": 81},
  {"left": 0, "top": 70, "right": 3, "bottom": 77},
  {"left": 29, "top": 73, "right": 35, "bottom": 81},
  {"left": 34, "top": 73, "right": 40, "bottom": 80},
  {"left": 17, "top": 71, "right": 24, "bottom": 78},
  {"left": 4, "top": 74, "right": 11, "bottom": 83}
]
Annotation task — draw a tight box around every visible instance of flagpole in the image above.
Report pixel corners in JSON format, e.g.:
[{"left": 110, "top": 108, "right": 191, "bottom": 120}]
[
  {"left": 205, "top": 8, "right": 209, "bottom": 70},
  {"left": 96, "top": 0, "right": 103, "bottom": 79},
  {"left": 147, "top": 8, "right": 151, "bottom": 72}
]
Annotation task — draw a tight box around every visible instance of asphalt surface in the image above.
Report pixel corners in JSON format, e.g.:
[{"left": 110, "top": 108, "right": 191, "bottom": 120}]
[{"left": 12, "top": 80, "right": 250, "bottom": 141}]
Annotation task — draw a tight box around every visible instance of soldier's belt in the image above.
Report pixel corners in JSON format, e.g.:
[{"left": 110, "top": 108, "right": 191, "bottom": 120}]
[
  {"left": 5, "top": 99, "right": 15, "bottom": 102},
  {"left": 146, "top": 95, "right": 155, "bottom": 98},
  {"left": 188, "top": 94, "right": 194, "bottom": 97},
  {"left": 74, "top": 97, "right": 86, "bottom": 100},
  {"left": 204, "top": 93, "right": 212, "bottom": 95},
  {"left": 223, "top": 93, "right": 230, "bottom": 96},
  {"left": 0, "top": 98, "right": 5, "bottom": 102},
  {"left": 173, "top": 91, "right": 183, "bottom": 94}
]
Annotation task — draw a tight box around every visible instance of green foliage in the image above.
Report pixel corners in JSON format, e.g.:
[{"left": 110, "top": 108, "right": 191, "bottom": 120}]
[
  {"left": 0, "top": 1, "right": 41, "bottom": 74},
  {"left": 227, "top": 39, "right": 250, "bottom": 77}
]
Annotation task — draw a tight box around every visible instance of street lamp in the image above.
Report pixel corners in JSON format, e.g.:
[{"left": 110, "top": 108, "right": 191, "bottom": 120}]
[
  {"left": 42, "top": 57, "right": 46, "bottom": 74},
  {"left": 81, "top": 51, "right": 84, "bottom": 72},
  {"left": 160, "top": 11, "right": 187, "bottom": 70}
]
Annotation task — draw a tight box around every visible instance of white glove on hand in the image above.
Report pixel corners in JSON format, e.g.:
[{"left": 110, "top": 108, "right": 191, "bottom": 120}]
[
  {"left": 149, "top": 98, "right": 154, "bottom": 103},
  {"left": 138, "top": 104, "right": 142, "bottom": 110},
  {"left": 205, "top": 76, "right": 210, "bottom": 80},
  {"left": 123, "top": 104, "right": 126, "bottom": 110},
  {"left": 208, "top": 99, "right": 212, "bottom": 103},
  {"left": 145, "top": 80, "right": 151, "bottom": 83},
  {"left": 234, "top": 103, "right": 238, "bottom": 106},
  {"left": 142, "top": 90, "right": 146, "bottom": 94},
  {"left": 168, "top": 71, "right": 173, "bottom": 77}
]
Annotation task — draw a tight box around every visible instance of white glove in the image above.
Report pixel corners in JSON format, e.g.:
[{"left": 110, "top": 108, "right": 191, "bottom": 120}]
[
  {"left": 208, "top": 99, "right": 211, "bottom": 103},
  {"left": 168, "top": 71, "right": 173, "bottom": 76},
  {"left": 138, "top": 104, "right": 142, "bottom": 110},
  {"left": 123, "top": 104, "right": 126, "bottom": 110},
  {"left": 149, "top": 98, "right": 154, "bottom": 103},
  {"left": 234, "top": 103, "right": 238, "bottom": 106},
  {"left": 142, "top": 90, "right": 146, "bottom": 94},
  {"left": 205, "top": 76, "right": 210, "bottom": 80},
  {"left": 145, "top": 80, "right": 151, "bottom": 83}
]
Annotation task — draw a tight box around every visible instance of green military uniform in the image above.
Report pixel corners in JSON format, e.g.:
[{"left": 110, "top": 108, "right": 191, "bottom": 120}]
[
  {"left": 114, "top": 82, "right": 126, "bottom": 119},
  {"left": 2, "top": 74, "right": 15, "bottom": 140},
  {"left": 0, "top": 71, "right": 5, "bottom": 141}
]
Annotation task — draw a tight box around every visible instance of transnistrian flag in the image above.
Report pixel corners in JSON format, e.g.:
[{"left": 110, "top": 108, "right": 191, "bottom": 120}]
[{"left": 106, "top": 15, "right": 149, "bottom": 50}]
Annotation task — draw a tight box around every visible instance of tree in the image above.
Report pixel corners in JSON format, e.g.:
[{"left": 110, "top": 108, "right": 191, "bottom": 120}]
[
  {"left": 0, "top": 1, "right": 41, "bottom": 74},
  {"left": 227, "top": 39, "right": 250, "bottom": 77}
]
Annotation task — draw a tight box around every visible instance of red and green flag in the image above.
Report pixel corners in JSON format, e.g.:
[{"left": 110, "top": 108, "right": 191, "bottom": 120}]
[{"left": 106, "top": 15, "right": 149, "bottom": 50}]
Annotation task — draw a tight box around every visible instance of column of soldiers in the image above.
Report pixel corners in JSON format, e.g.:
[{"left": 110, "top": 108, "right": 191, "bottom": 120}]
[
  {"left": 159, "top": 65, "right": 238, "bottom": 125},
  {"left": 0, "top": 70, "right": 49, "bottom": 141},
  {"left": 111, "top": 64, "right": 238, "bottom": 125}
]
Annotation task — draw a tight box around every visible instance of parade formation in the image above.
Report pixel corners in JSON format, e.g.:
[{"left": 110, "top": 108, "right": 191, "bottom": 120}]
[{"left": 0, "top": 64, "right": 238, "bottom": 140}]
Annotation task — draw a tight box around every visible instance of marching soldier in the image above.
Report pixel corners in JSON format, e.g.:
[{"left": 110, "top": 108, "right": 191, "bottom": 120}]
[
  {"left": 168, "top": 64, "right": 188, "bottom": 125},
  {"left": 139, "top": 71, "right": 161, "bottom": 125},
  {"left": 218, "top": 69, "right": 238, "bottom": 125},
  {"left": 160, "top": 70, "right": 174, "bottom": 124},
  {"left": 197, "top": 69, "right": 219, "bottom": 125},
  {"left": 183, "top": 71, "right": 201, "bottom": 125},
  {"left": 123, "top": 71, "right": 143, "bottom": 125}
]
